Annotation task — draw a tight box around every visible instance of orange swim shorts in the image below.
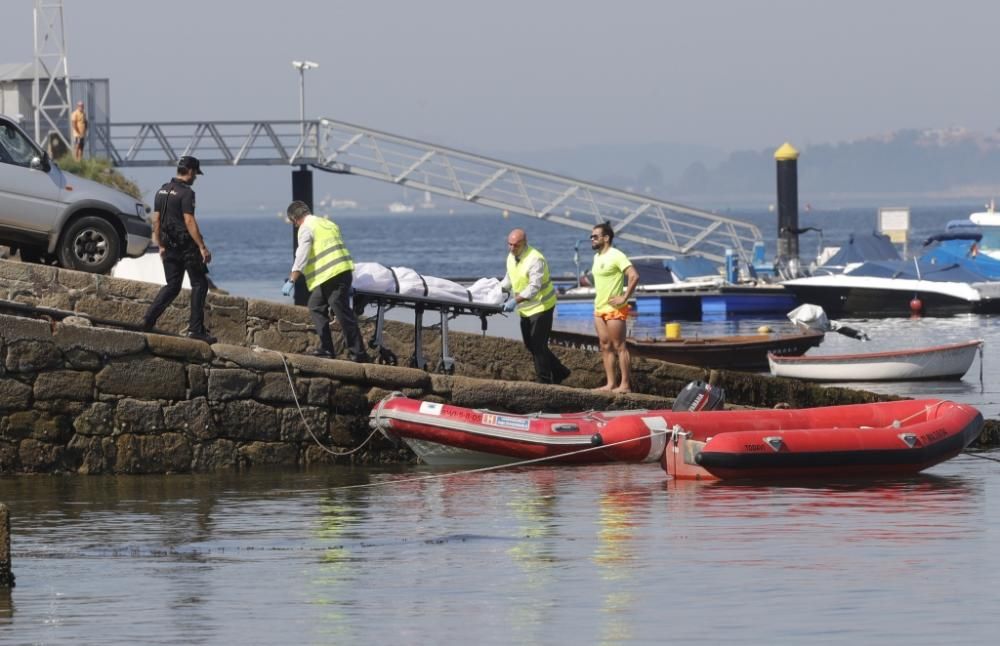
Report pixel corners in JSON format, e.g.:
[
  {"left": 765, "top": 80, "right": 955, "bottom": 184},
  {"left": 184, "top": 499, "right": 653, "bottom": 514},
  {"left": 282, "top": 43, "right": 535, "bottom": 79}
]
[{"left": 596, "top": 306, "right": 630, "bottom": 321}]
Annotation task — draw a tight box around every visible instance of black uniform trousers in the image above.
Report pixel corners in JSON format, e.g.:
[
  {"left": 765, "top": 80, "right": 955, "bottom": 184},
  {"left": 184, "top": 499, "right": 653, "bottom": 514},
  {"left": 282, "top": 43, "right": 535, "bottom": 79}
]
[
  {"left": 519, "top": 307, "right": 570, "bottom": 384},
  {"left": 309, "top": 270, "right": 368, "bottom": 361},
  {"left": 143, "top": 248, "right": 209, "bottom": 334}
]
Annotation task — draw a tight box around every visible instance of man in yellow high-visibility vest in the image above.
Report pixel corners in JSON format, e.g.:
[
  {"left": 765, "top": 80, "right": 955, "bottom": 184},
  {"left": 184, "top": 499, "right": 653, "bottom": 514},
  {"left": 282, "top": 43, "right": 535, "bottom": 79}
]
[
  {"left": 283, "top": 201, "right": 370, "bottom": 362},
  {"left": 500, "top": 228, "right": 570, "bottom": 384}
]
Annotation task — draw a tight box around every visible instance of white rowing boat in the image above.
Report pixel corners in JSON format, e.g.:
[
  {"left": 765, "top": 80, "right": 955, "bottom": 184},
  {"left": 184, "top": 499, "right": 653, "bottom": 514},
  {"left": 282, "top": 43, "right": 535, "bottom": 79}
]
[{"left": 767, "top": 339, "right": 983, "bottom": 381}]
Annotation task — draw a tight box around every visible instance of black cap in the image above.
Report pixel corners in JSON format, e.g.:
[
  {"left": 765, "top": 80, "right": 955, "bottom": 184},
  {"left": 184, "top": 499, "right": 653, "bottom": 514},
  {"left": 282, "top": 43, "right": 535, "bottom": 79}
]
[{"left": 177, "top": 155, "right": 204, "bottom": 175}]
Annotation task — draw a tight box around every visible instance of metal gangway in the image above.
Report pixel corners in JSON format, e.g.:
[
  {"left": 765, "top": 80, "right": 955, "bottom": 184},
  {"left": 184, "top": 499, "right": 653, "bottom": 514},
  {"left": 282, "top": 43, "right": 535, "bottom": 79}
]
[{"left": 95, "top": 117, "right": 763, "bottom": 263}]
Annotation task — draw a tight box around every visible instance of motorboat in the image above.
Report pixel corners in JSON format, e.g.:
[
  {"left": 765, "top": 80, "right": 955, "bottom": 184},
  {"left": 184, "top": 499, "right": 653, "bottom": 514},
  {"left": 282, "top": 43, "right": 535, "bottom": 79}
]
[
  {"left": 369, "top": 392, "right": 666, "bottom": 466},
  {"left": 592, "top": 399, "right": 983, "bottom": 480},
  {"left": 782, "top": 206, "right": 1000, "bottom": 317},
  {"left": 387, "top": 201, "right": 415, "bottom": 214},
  {"left": 768, "top": 339, "right": 983, "bottom": 381},
  {"left": 780, "top": 273, "right": 1000, "bottom": 317}
]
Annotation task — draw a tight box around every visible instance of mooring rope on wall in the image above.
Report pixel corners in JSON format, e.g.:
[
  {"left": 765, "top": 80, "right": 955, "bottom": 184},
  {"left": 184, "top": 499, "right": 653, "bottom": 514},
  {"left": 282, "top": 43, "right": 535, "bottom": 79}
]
[{"left": 251, "top": 346, "right": 381, "bottom": 456}]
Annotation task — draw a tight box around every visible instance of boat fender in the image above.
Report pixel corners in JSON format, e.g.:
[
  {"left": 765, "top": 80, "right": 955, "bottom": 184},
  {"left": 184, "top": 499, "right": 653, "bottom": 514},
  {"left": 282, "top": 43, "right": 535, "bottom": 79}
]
[{"left": 590, "top": 433, "right": 603, "bottom": 447}]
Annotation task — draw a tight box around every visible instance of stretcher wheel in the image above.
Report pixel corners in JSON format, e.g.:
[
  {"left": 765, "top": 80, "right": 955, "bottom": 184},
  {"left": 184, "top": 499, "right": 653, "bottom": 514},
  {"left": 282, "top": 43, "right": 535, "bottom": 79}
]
[{"left": 377, "top": 347, "right": 398, "bottom": 366}]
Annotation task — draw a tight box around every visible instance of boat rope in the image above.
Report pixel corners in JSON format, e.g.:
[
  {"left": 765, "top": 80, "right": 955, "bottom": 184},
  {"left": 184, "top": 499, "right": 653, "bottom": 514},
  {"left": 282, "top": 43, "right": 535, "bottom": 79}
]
[
  {"left": 978, "top": 342, "right": 985, "bottom": 393},
  {"left": 326, "top": 428, "right": 673, "bottom": 492},
  {"left": 962, "top": 449, "right": 1000, "bottom": 463},
  {"left": 251, "top": 346, "right": 381, "bottom": 456}
]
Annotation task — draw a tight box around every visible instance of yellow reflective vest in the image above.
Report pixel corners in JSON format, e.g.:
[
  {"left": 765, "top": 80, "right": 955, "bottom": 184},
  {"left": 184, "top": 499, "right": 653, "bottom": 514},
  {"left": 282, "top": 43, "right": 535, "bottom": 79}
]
[
  {"left": 303, "top": 217, "right": 354, "bottom": 291},
  {"left": 506, "top": 245, "right": 557, "bottom": 317}
]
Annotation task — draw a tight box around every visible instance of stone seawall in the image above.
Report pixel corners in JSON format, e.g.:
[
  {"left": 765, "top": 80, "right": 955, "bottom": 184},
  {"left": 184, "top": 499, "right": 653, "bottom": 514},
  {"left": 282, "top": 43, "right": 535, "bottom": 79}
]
[
  {"left": 0, "top": 310, "right": 704, "bottom": 474},
  {"left": 1, "top": 258, "right": 995, "bottom": 474}
]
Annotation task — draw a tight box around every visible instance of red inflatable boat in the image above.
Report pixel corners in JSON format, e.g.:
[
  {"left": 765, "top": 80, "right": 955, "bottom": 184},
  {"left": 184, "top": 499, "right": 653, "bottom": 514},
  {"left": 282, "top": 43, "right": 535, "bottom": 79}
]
[
  {"left": 369, "top": 393, "right": 667, "bottom": 466},
  {"left": 592, "top": 399, "right": 982, "bottom": 480}
]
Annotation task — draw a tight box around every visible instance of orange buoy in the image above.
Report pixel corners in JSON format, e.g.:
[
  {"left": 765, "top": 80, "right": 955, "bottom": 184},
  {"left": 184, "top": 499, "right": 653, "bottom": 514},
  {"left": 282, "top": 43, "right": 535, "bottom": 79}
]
[{"left": 909, "top": 297, "right": 923, "bottom": 315}]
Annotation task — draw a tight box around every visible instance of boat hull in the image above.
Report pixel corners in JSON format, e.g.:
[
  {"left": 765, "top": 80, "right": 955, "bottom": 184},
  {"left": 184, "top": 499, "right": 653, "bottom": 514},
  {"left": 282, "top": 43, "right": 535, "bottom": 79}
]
[
  {"left": 768, "top": 340, "right": 982, "bottom": 381},
  {"left": 592, "top": 399, "right": 982, "bottom": 480},
  {"left": 556, "top": 286, "right": 797, "bottom": 321},
  {"left": 782, "top": 276, "right": 1000, "bottom": 317},
  {"left": 549, "top": 329, "right": 824, "bottom": 371},
  {"left": 369, "top": 393, "right": 667, "bottom": 466}
]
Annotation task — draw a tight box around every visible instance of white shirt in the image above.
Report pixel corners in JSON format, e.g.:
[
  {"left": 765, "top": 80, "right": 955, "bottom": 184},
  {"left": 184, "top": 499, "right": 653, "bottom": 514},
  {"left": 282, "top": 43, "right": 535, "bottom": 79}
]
[
  {"left": 500, "top": 251, "right": 545, "bottom": 301},
  {"left": 291, "top": 215, "right": 317, "bottom": 273}
]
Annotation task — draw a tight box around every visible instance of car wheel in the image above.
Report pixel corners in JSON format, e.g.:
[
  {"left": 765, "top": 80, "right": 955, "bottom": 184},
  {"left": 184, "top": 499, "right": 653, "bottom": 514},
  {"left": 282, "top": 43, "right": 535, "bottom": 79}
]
[{"left": 58, "top": 216, "right": 121, "bottom": 274}]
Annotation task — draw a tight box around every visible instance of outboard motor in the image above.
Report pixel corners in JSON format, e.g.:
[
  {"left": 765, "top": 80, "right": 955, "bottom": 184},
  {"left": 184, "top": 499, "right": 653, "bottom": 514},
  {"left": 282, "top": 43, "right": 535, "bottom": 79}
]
[
  {"left": 786, "top": 303, "right": 869, "bottom": 341},
  {"left": 672, "top": 380, "right": 725, "bottom": 412}
]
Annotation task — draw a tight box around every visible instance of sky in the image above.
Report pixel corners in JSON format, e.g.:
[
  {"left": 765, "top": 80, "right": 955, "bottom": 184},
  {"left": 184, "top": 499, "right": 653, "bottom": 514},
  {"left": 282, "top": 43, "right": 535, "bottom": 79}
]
[{"left": 3, "top": 0, "right": 1000, "bottom": 207}]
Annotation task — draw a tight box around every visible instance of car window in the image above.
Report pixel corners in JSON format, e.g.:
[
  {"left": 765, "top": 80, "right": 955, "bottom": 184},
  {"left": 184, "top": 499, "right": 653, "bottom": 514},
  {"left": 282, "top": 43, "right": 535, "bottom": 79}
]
[{"left": 0, "top": 120, "right": 40, "bottom": 166}]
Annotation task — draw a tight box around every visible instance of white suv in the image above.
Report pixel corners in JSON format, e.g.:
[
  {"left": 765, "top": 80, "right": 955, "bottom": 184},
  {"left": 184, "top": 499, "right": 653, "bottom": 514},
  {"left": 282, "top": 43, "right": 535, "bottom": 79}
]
[{"left": 0, "top": 114, "right": 151, "bottom": 274}]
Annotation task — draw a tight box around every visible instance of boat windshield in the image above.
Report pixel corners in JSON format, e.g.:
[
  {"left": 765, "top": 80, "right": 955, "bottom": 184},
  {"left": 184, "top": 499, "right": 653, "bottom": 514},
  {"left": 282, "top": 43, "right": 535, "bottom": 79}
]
[{"left": 978, "top": 228, "right": 1000, "bottom": 254}]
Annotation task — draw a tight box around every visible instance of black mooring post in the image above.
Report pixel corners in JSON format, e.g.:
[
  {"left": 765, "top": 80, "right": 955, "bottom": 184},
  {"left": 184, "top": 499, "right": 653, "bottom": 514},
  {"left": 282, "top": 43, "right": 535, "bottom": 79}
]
[
  {"left": 774, "top": 142, "right": 800, "bottom": 277},
  {"left": 291, "top": 165, "right": 314, "bottom": 306}
]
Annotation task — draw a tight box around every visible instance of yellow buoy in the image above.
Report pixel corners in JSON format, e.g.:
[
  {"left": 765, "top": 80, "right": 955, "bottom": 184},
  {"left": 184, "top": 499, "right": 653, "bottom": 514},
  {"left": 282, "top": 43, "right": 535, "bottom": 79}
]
[{"left": 757, "top": 325, "right": 772, "bottom": 334}]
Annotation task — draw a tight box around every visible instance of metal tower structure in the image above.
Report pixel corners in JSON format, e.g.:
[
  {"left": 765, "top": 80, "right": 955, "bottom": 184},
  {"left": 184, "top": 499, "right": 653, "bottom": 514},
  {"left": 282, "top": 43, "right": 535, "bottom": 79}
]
[
  {"left": 98, "top": 117, "right": 763, "bottom": 263},
  {"left": 32, "top": 0, "right": 74, "bottom": 147}
]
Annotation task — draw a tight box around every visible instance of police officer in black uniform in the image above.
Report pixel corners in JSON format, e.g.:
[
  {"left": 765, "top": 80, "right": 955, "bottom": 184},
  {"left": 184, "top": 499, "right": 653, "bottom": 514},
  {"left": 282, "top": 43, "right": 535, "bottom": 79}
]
[{"left": 142, "top": 155, "right": 216, "bottom": 343}]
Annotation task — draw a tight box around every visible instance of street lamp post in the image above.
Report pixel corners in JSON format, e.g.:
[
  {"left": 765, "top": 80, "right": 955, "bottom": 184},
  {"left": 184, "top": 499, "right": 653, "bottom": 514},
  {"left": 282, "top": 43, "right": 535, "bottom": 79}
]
[
  {"left": 291, "top": 60, "right": 319, "bottom": 149},
  {"left": 290, "top": 60, "right": 318, "bottom": 306}
]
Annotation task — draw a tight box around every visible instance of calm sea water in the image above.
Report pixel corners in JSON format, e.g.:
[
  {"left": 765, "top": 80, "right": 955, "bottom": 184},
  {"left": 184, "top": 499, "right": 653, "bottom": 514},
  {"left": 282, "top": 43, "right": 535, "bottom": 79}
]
[
  {"left": 4, "top": 205, "right": 1000, "bottom": 643},
  {"left": 3, "top": 459, "right": 1000, "bottom": 644}
]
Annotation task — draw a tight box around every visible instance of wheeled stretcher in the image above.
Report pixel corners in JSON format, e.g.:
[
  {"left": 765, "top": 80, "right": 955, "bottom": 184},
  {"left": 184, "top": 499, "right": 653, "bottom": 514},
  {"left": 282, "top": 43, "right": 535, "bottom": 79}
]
[{"left": 350, "top": 262, "right": 505, "bottom": 373}]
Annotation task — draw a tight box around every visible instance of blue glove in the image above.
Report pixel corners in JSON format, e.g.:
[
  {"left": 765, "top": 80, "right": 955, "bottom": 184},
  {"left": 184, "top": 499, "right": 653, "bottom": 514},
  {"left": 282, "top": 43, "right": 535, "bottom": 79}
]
[
  {"left": 502, "top": 299, "right": 517, "bottom": 313},
  {"left": 281, "top": 279, "right": 295, "bottom": 297}
]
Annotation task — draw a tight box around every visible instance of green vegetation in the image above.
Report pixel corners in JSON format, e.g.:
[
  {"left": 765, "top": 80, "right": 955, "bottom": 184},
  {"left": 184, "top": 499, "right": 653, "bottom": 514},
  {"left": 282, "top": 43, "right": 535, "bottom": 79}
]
[{"left": 55, "top": 156, "right": 143, "bottom": 201}]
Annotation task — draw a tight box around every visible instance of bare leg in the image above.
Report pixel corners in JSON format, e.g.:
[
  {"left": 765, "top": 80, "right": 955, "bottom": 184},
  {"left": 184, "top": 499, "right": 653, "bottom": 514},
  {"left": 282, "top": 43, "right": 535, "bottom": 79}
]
[
  {"left": 606, "top": 318, "right": 631, "bottom": 392},
  {"left": 593, "top": 316, "right": 616, "bottom": 390}
]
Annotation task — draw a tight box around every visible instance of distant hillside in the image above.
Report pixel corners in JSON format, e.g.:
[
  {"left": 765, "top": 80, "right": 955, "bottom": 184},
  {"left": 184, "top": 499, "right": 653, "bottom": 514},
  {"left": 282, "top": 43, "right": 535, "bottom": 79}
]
[
  {"left": 182, "top": 129, "right": 1000, "bottom": 211},
  {"left": 672, "top": 128, "right": 1000, "bottom": 200},
  {"left": 501, "top": 141, "right": 728, "bottom": 192},
  {"left": 512, "top": 129, "right": 1000, "bottom": 204}
]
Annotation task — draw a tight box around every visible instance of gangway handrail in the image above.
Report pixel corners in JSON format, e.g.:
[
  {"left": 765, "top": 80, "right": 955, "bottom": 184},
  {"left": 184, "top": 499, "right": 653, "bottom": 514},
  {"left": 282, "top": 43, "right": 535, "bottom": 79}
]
[
  {"left": 313, "top": 117, "right": 762, "bottom": 263},
  {"left": 96, "top": 117, "right": 763, "bottom": 263}
]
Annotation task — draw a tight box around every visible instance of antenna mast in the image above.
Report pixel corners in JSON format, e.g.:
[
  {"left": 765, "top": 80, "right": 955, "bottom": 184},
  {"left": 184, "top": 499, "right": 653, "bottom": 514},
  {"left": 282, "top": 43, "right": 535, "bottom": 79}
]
[{"left": 32, "top": 0, "right": 73, "bottom": 147}]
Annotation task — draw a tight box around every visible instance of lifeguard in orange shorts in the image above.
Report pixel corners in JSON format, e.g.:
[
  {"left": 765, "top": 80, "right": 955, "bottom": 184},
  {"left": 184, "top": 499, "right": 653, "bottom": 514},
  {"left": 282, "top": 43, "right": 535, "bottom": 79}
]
[{"left": 589, "top": 222, "right": 639, "bottom": 392}]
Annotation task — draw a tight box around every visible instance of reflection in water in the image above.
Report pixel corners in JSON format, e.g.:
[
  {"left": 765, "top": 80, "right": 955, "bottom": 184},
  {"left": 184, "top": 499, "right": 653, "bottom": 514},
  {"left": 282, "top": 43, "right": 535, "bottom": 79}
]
[
  {"left": 591, "top": 470, "right": 656, "bottom": 646},
  {"left": 0, "top": 587, "right": 12, "bottom": 624},
  {"left": 312, "top": 497, "right": 360, "bottom": 644},
  {"left": 1, "top": 458, "right": 997, "bottom": 643},
  {"left": 505, "top": 469, "right": 559, "bottom": 643},
  {"left": 663, "top": 473, "right": 982, "bottom": 575}
]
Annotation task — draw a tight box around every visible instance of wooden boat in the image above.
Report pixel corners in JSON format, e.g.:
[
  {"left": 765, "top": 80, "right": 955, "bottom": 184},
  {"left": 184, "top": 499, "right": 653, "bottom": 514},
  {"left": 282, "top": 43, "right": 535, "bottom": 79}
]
[
  {"left": 592, "top": 399, "right": 982, "bottom": 480},
  {"left": 369, "top": 392, "right": 666, "bottom": 466},
  {"left": 767, "top": 339, "right": 983, "bottom": 381},
  {"left": 548, "top": 328, "right": 824, "bottom": 370}
]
